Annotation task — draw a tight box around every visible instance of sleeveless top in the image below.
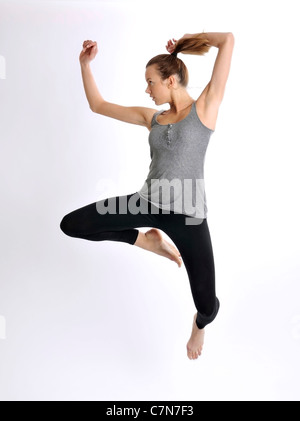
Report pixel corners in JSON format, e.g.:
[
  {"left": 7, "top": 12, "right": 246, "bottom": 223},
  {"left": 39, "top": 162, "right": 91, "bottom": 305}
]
[{"left": 137, "top": 101, "right": 214, "bottom": 219}]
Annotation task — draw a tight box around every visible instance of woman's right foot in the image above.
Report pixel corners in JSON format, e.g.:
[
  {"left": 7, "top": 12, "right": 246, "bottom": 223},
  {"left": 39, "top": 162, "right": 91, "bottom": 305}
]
[
  {"left": 186, "top": 314, "right": 205, "bottom": 360},
  {"left": 134, "top": 228, "right": 182, "bottom": 268}
]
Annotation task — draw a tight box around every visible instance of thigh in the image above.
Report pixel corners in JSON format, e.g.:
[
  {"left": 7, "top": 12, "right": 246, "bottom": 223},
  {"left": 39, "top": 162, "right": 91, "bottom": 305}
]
[
  {"left": 61, "top": 192, "right": 156, "bottom": 236},
  {"left": 158, "top": 213, "right": 212, "bottom": 255}
]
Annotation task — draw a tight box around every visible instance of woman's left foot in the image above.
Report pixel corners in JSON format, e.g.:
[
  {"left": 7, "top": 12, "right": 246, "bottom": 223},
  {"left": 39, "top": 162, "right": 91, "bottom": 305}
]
[
  {"left": 136, "top": 228, "right": 182, "bottom": 267},
  {"left": 186, "top": 313, "right": 205, "bottom": 360}
]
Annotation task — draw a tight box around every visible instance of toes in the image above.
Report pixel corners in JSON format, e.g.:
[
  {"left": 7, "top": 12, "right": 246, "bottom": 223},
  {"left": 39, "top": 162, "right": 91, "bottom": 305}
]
[
  {"left": 187, "top": 347, "right": 203, "bottom": 360},
  {"left": 187, "top": 349, "right": 198, "bottom": 360}
]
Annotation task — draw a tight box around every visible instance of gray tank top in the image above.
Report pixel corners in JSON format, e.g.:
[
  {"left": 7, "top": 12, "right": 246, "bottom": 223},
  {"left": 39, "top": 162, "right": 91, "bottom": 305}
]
[{"left": 137, "top": 101, "right": 214, "bottom": 219}]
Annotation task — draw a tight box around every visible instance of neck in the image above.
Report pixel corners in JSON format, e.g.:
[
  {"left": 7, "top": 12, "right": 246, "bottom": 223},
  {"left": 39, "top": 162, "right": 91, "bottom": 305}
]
[{"left": 168, "top": 93, "right": 194, "bottom": 113}]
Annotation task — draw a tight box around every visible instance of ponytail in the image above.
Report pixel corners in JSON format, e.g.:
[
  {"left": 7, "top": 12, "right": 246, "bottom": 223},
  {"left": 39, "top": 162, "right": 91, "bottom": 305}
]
[
  {"left": 173, "top": 32, "right": 211, "bottom": 56},
  {"left": 146, "top": 32, "right": 210, "bottom": 88}
]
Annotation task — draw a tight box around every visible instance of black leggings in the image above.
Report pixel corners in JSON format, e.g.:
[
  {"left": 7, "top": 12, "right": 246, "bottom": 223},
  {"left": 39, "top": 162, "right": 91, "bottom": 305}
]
[{"left": 60, "top": 192, "right": 219, "bottom": 329}]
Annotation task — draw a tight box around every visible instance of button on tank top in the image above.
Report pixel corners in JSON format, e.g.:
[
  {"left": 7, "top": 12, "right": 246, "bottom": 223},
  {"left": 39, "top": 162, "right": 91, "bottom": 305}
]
[{"left": 137, "top": 101, "right": 214, "bottom": 219}]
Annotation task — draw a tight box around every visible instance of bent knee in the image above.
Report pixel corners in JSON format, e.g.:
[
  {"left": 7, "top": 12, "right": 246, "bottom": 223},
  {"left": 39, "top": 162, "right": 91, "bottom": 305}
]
[{"left": 60, "top": 214, "right": 75, "bottom": 237}]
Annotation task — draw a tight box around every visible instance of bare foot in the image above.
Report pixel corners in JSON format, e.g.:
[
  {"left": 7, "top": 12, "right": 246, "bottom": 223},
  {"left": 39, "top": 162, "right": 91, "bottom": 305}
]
[
  {"left": 134, "top": 228, "right": 182, "bottom": 268},
  {"left": 186, "top": 314, "right": 205, "bottom": 360}
]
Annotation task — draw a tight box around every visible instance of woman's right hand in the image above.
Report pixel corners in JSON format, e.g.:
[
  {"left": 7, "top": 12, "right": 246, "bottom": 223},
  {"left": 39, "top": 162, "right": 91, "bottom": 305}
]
[
  {"left": 165, "top": 38, "right": 177, "bottom": 54},
  {"left": 79, "top": 40, "right": 98, "bottom": 65}
]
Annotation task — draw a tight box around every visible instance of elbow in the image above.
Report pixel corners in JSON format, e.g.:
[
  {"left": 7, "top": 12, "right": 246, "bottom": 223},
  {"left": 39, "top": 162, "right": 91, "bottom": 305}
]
[
  {"left": 226, "top": 32, "right": 235, "bottom": 44},
  {"left": 90, "top": 100, "right": 106, "bottom": 114},
  {"left": 90, "top": 103, "right": 101, "bottom": 114},
  {"left": 217, "top": 33, "right": 234, "bottom": 49}
]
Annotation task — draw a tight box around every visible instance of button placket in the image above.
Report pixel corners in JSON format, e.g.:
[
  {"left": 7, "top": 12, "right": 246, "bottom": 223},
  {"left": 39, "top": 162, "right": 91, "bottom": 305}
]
[{"left": 166, "top": 124, "right": 172, "bottom": 146}]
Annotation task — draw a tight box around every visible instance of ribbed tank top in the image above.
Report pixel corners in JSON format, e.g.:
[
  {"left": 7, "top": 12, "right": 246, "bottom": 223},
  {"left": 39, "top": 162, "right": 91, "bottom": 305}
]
[{"left": 137, "top": 101, "right": 214, "bottom": 219}]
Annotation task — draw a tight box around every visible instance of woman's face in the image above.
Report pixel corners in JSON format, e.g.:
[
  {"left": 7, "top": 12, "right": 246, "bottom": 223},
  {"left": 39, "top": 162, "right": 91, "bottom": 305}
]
[{"left": 145, "top": 65, "right": 170, "bottom": 105}]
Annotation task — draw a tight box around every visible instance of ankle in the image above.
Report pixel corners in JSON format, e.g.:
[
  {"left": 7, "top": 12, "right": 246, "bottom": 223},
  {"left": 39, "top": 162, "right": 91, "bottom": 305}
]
[{"left": 134, "top": 231, "right": 147, "bottom": 248}]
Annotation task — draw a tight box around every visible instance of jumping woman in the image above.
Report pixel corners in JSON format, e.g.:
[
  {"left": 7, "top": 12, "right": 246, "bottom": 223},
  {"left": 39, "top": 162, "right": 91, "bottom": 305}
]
[{"left": 60, "top": 32, "right": 234, "bottom": 360}]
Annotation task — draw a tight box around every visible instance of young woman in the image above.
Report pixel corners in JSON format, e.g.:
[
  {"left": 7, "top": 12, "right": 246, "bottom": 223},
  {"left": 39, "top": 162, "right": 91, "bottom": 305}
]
[{"left": 60, "top": 32, "right": 234, "bottom": 360}]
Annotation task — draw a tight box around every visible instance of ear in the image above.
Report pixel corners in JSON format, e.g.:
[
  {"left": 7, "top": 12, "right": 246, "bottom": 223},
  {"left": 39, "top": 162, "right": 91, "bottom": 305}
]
[{"left": 167, "top": 75, "right": 177, "bottom": 88}]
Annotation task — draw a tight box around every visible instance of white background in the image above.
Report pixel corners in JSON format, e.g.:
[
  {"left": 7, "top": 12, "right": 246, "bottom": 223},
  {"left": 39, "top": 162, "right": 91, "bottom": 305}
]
[{"left": 0, "top": 0, "right": 299, "bottom": 401}]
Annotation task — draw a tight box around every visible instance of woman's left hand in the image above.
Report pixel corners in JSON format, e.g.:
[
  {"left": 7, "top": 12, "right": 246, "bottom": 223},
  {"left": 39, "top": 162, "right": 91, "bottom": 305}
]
[{"left": 165, "top": 38, "right": 177, "bottom": 54}]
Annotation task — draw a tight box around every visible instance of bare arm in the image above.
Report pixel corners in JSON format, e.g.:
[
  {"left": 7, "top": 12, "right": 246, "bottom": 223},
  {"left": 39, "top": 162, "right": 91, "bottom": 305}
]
[
  {"left": 197, "top": 32, "right": 234, "bottom": 129},
  {"left": 80, "top": 40, "right": 156, "bottom": 130},
  {"left": 168, "top": 32, "right": 234, "bottom": 129},
  {"left": 203, "top": 32, "right": 235, "bottom": 104},
  {"left": 197, "top": 32, "right": 234, "bottom": 130}
]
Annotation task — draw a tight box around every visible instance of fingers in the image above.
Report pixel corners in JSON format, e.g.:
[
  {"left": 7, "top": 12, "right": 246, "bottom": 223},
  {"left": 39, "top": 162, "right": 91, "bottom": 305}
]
[
  {"left": 82, "top": 40, "right": 97, "bottom": 52},
  {"left": 166, "top": 39, "right": 177, "bottom": 45},
  {"left": 83, "top": 40, "right": 95, "bottom": 47},
  {"left": 165, "top": 38, "right": 178, "bottom": 53}
]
